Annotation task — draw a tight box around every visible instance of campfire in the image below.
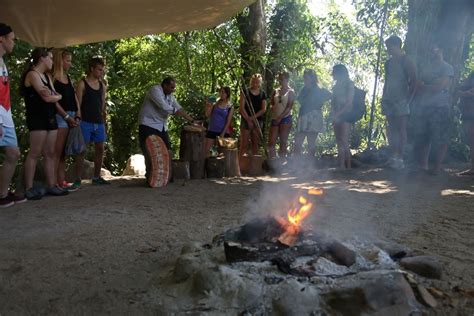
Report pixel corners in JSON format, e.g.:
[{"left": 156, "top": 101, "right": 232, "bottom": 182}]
[{"left": 159, "top": 188, "right": 445, "bottom": 314}]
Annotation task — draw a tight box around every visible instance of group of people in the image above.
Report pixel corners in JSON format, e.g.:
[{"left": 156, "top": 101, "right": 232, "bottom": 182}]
[
  {"left": 1, "top": 22, "right": 473, "bottom": 207},
  {"left": 1, "top": 23, "right": 110, "bottom": 208}
]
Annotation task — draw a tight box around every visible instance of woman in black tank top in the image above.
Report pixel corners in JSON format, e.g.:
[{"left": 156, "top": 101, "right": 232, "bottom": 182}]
[
  {"left": 20, "top": 48, "right": 69, "bottom": 200},
  {"left": 52, "top": 49, "right": 81, "bottom": 190}
]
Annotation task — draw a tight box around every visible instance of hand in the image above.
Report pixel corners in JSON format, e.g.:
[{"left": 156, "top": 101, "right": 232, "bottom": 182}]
[
  {"left": 67, "top": 116, "right": 77, "bottom": 127},
  {"left": 75, "top": 116, "right": 82, "bottom": 124},
  {"left": 220, "top": 132, "right": 225, "bottom": 138},
  {"left": 246, "top": 119, "right": 254, "bottom": 129}
]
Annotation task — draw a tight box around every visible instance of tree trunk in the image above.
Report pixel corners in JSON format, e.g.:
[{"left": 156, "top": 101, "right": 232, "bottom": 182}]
[
  {"left": 405, "top": 0, "right": 473, "bottom": 86},
  {"left": 236, "top": 0, "right": 267, "bottom": 80}
]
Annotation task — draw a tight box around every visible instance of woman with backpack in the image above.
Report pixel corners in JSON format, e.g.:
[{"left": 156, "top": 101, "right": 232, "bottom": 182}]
[
  {"left": 331, "top": 64, "right": 355, "bottom": 170},
  {"left": 293, "top": 69, "right": 331, "bottom": 158},
  {"left": 203, "top": 86, "right": 234, "bottom": 157}
]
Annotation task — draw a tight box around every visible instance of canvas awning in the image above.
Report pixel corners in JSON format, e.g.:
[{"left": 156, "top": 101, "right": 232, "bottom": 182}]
[{"left": 0, "top": 0, "right": 255, "bottom": 47}]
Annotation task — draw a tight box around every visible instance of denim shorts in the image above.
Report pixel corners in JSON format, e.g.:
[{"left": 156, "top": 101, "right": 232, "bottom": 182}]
[
  {"left": 81, "top": 121, "right": 106, "bottom": 143},
  {"left": 0, "top": 125, "right": 18, "bottom": 147},
  {"left": 271, "top": 115, "right": 292, "bottom": 126},
  {"left": 56, "top": 111, "right": 77, "bottom": 129}
]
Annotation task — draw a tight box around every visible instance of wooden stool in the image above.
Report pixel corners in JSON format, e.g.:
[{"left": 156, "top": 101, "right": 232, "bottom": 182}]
[
  {"left": 179, "top": 130, "right": 205, "bottom": 179},
  {"left": 249, "top": 155, "right": 265, "bottom": 176},
  {"left": 172, "top": 160, "right": 190, "bottom": 180},
  {"left": 205, "top": 156, "right": 225, "bottom": 178},
  {"left": 218, "top": 147, "right": 240, "bottom": 177},
  {"left": 239, "top": 155, "right": 251, "bottom": 175}
]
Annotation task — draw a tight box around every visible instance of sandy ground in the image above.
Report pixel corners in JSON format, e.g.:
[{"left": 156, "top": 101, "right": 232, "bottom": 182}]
[{"left": 0, "top": 165, "right": 473, "bottom": 314}]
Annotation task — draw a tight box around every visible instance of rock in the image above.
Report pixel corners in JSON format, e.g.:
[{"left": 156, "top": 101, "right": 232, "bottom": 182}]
[
  {"left": 375, "top": 241, "right": 411, "bottom": 260},
  {"left": 416, "top": 284, "right": 438, "bottom": 308},
  {"left": 322, "top": 271, "right": 420, "bottom": 315},
  {"left": 122, "top": 154, "right": 146, "bottom": 176},
  {"left": 173, "top": 253, "right": 205, "bottom": 283},
  {"left": 325, "top": 240, "right": 356, "bottom": 267},
  {"left": 272, "top": 279, "right": 321, "bottom": 316},
  {"left": 399, "top": 256, "right": 442, "bottom": 279},
  {"left": 180, "top": 242, "right": 203, "bottom": 255}
]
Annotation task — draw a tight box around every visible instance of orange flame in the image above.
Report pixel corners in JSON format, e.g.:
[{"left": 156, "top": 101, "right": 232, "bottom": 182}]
[{"left": 277, "top": 188, "right": 323, "bottom": 246}]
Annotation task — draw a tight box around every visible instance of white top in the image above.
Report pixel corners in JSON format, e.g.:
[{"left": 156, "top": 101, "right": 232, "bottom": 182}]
[
  {"left": 138, "top": 84, "right": 182, "bottom": 131},
  {"left": 0, "top": 57, "right": 14, "bottom": 128}
]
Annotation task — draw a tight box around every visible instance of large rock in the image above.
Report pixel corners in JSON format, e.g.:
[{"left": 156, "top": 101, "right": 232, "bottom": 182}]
[
  {"left": 122, "top": 154, "right": 146, "bottom": 176},
  {"left": 399, "top": 256, "right": 442, "bottom": 279},
  {"left": 322, "top": 271, "right": 421, "bottom": 315},
  {"left": 272, "top": 279, "right": 321, "bottom": 315}
]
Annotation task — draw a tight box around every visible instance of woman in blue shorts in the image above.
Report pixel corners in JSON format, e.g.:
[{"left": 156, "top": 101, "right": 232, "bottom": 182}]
[{"left": 268, "top": 71, "right": 295, "bottom": 159}]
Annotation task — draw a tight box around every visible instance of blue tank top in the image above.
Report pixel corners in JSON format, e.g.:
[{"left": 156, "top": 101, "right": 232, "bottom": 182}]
[{"left": 208, "top": 104, "right": 231, "bottom": 133}]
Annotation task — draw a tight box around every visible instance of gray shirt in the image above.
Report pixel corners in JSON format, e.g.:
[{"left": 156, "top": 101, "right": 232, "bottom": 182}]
[
  {"left": 382, "top": 55, "right": 413, "bottom": 105},
  {"left": 420, "top": 60, "right": 454, "bottom": 107},
  {"left": 138, "top": 85, "right": 182, "bottom": 131}
]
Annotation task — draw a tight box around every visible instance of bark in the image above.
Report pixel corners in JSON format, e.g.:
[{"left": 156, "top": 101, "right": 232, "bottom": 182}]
[
  {"left": 405, "top": 0, "right": 474, "bottom": 87},
  {"left": 236, "top": 0, "right": 267, "bottom": 81}
]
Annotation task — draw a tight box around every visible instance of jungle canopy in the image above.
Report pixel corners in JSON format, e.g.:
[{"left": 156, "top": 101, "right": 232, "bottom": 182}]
[{"left": 0, "top": 0, "right": 255, "bottom": 47}]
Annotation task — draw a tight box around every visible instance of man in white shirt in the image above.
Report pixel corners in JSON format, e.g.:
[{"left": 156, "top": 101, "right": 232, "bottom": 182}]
[
  {"left": 138, "top": 76, "right": 195, "bottom": 180},
  {"left": 0, "top": 23, "right": 26, "bottom": 207}
]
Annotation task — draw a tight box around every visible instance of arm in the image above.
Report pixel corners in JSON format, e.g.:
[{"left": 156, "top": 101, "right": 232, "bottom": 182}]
[
  {"left": 239, "top": 91, "right": 251, "bottom": 121},
  {"left": 175, "top": 108, "right": 194, "bottom": 123},
  {"left": 148, "top": 86, "right": 177, "bottom": 115},
  {"left": 76, "top": 80, "right": 85, "bottom": 114},
  {"left": 458, "top": 87, "right": 474, "bottom": 97},
  {"left": 27, "top": 72, "right": 62, "bottom": 103},
  {"left": 403, "top": 57, "right": 417, "bottom": 96},
  {"left": 101, "top": 82, "right": 107, "bottom": 124},
  {"left": 254, "top": 99, "right": 267, "bottom": 119},
  {"left": 204, "top": 100, "right": 214, "bottom": 118},
  {"left": 221, "top": 107, "right": 234, "bottom": 137}
]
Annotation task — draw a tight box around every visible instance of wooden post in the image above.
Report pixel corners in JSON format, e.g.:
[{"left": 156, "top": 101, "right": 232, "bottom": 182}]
[
  {"left": 218, "top": 147, "right": 240, "bottom": 177},
  {"left": 205, "top": 156, "right": 226, "bottom": 178},
  {"left": 249, "top": 155, "right": 265, "bottom": 176},
  {"left": 179, "top": 130, "right": 205, "bottom": 179}
]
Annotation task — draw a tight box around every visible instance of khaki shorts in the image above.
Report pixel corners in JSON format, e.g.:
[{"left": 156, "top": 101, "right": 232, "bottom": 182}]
[
  {"left": 412, "top": 106, "right": 451, "bottom": 144},
  {"left": 382, "top": 99, "right": 410, "bottom": 117}
]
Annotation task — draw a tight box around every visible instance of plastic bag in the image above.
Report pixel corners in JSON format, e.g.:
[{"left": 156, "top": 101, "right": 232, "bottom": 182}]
[{"left": 65, "top": 126, "right": 85, "bottom": 156}]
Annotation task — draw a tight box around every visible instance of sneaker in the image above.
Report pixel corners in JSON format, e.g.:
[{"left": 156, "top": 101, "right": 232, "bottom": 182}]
[
  {"left": 92, "top": 177, "right": 111, "bottom": 185},
  {"left": 25, "top": 188, "right": 43, "bottom": 200},
  {"left": 59, "top": 181, "right": 79, "bottom": 192},
  {"left": 47, "top": 186, "right": 69, "bottom": 196},
  {"left": 8, "top": 191, "right": 27, "bottom": 204},
  {"left": 72, "top": 179, "right": 82, "bottom": 189},
  {"left": 0, "top": 195, "right": 14, "bottom": 208}
]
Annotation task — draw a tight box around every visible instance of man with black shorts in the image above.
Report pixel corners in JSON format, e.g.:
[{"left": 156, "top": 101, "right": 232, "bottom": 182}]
[{"left": 138, "top": 76, "right": 195, "bottom": 182}]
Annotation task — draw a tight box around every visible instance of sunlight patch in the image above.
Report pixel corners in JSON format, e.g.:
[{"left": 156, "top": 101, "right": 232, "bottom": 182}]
[{"left": 441, "top": 189, "right": 474, "bottom": 196}]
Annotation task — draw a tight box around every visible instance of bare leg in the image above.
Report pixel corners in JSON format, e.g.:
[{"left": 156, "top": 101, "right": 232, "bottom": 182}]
[
  {"left": 433, "top": 143, "right": 448, "bottom": 172},
  {"left": 268, "top": 125, "right": 279, "bottom": 159},
  {"left": 278, "top": 123, "right": 292, "bottom": 157},
  {"left": 239, "top": 127, "right": 250, "bottom": 157},
  {"left": 250, "top": 128, "right": 260, "bottom": 156},
  {"left": 203, "top": 137, "right": 215, "bottom": 158},
  {"left": 24, "top": 131, "right": 48, "bottom": 189},
  {"left": 417, "top": 141, "right": 431, "bottom": 170},
  {"left": 0, "top": 146, "right": 21, "bottom": 197},
  {"left": 333, "top": 123, "right": 344, "bottom": 169},
  {"left": 293, "top": 132, "right": 305, "bottom": 156},
  {"left": 54, "top": 127, "right": 69, "bottom": 185},
  {"left": 467, "top": 122, "right": 474, "bottom": 171},
  {"left": 94, "top": 142, "right": 105, "bottom": 178},
  {"left": 340, "top": 122, "right": 351, "bottom": 169},
  {"left": 306, "top": 132, "right": 318, "bottom": 158},
  {"left": 42, "top": 130, "right": 58, "bottom": 187}
]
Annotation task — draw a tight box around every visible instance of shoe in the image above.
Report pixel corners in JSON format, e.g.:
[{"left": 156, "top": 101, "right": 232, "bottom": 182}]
[
  {"left": 92, "top": 177, "right": 111, "bottom": 185},
  {"left": 0, "top": 195, "right": 14, "bottom": 208},
  {"left": 72, "top": 179, "right": 82, "bottom": 189},
  {"left": 47, "top": 186, "right": 69, "bottom": 196},
  {"left": 59, "top": 181, "right": 79, "bottom": 192},
  {"left": 8, "top": 191, "right": 27, "bottom": 204},
  {"left": 25, "top": 188, "right": 43, "bottom": 200}
]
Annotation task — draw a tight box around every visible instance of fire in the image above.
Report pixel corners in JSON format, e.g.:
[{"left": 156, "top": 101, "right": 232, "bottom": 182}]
[{"left": 277, "top": 188, "right": 323, "bottom": 246}]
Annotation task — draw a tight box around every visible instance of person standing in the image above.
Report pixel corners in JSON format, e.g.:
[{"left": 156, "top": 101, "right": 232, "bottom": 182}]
[
  {"left": 413, "top": 43, "right": 454, "bottom": 174},
  {"left": 76, "top": 56, "right": 109, "bottom": 185},
  {"left": 138, "top": 76, "right": 196, "bottom": 182},
  {"left": 293, "top": 69, "right": 331, "bottom": 158},
  {"left": 21, "top": 48, "right": 69, "bottom": 199},
  {"left": 203, "top": 86, "right": 234, "bottom": 157},
  {"left": 381, "top": 35, "right": 417, "bottom": 169},
  {"left": 268, "top": 71, "right": 295, "bottom": 159},
  {"left": 52, "top": 49, "right": 81, "bottom": 190},
  {"left": 0, "top": 23, "right": 26, "bottom": 207},
  {"left": 331, "top": 64, "right": 355, "bottom": 170},
  {"left": 239, "top": 74, "right": 267, "bottom": 157}
]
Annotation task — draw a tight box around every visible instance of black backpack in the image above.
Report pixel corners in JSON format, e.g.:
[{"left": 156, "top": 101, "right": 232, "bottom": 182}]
[{"left": 351, "top": 87, "right": 367, "bottom": 121}]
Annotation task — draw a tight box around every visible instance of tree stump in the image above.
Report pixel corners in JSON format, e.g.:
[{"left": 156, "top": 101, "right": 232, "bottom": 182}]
[
  {"left": 239, "top": 155, "right": 251, "bottom": 175},
  {"left": 249, "top": 155, "right": 265, "bottom": 176},
  {"left": 172, "top": 160, "right": 190, "bottom": 180},
  {"left": 218, "top": 147, "right": 240, "bottom": 177},
  {"left": 205, "top": 156, "right": 225, "bottom": 178},
  {"left": 179, "top": 130, "right": 205, "bottom": 179}
]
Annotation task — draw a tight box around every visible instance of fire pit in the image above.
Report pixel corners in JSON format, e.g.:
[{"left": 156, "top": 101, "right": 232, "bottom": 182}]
[{"left": 146, "top": 189, "right": 444, "bottom": 314}]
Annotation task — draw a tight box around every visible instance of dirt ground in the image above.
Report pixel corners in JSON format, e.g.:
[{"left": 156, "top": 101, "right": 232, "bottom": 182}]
[{"left": 0, "top": 165, "right": 473, "bottom": 315}]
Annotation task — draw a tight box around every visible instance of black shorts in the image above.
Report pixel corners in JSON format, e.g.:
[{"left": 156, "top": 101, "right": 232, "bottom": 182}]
[
  {"left": 26, "top": 114, "right": 58, "bottom": 131},
  {"left": 138, "top": 124, "right": 171, "bottom": 150},
  {"left": 206, "top": 130, "right": 230, "bottom": 139},
  {"left": 241, "top": 118, "right": 264, "bottom": 130}
]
